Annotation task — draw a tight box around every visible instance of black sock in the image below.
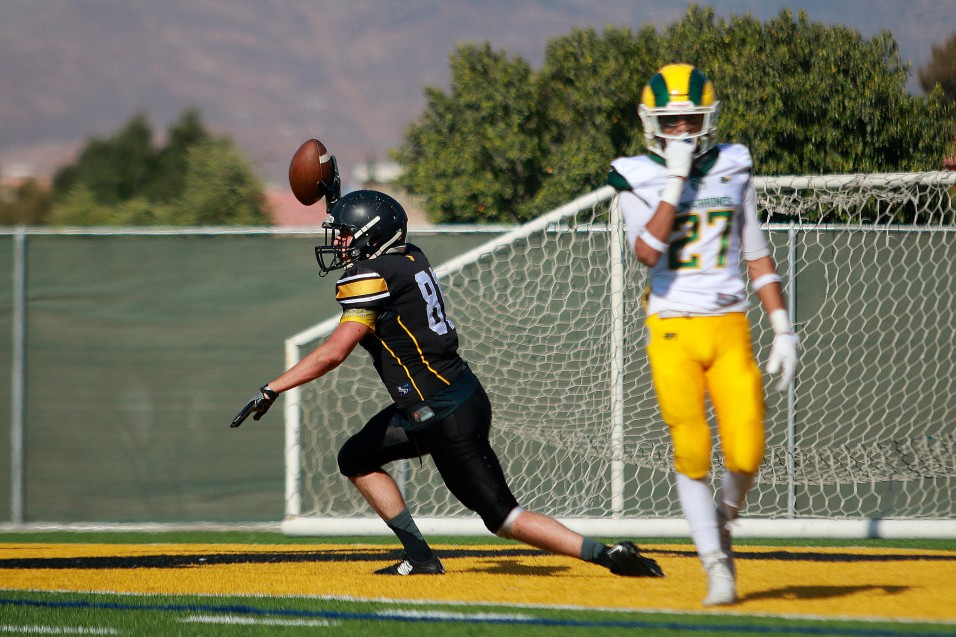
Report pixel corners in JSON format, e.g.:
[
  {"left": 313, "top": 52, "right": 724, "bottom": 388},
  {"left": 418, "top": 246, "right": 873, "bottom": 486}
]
[{"left": 385, "top": 508, "right": 433, "bottom": 562}]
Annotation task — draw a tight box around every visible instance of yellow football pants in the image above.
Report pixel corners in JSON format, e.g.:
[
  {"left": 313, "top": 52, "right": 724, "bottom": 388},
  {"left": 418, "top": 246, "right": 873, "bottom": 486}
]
[{"left": 646, "top": 312, "right": 765, "bottom": 479}]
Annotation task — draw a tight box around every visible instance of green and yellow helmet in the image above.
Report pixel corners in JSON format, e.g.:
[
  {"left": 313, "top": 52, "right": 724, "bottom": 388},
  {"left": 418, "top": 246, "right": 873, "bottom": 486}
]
[{"left": 638, "top": 63, "right": 720, "bottom": 158}]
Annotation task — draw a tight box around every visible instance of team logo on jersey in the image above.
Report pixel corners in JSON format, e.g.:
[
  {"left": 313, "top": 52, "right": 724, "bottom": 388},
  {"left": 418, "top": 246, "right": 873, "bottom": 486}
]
[
  {"left": 397, "top": 382, "right": 413, "bottom": 396},
  {"left": 721, "top": 176, "right": 732, "bottom": 183}
]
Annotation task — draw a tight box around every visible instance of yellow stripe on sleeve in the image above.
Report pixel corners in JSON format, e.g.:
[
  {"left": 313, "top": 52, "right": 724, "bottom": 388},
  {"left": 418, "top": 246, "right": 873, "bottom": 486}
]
[
  {"left": 340, "top": 308, "right": 378, "bottom": 328},
  {"left": 337, "top": 277, "right": 388, "bottom": 301}
]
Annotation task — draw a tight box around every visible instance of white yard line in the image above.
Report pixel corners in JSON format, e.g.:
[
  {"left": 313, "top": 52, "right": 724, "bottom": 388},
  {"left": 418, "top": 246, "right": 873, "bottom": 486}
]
[
  {"left": 377, "top": 609, "right": 532, "bottom": 621},
  {"left": 179, "top": 614, "right": 338, "bottom": 627}
]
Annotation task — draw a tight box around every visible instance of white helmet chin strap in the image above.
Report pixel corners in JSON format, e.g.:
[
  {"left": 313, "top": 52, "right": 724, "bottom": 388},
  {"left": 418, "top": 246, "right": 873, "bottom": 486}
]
[
  {"left": 349, "top": 214, "right": 405, "bottom": 260},
  {"left": 369, "top": 230, "right": 405, "bottom": 259}
]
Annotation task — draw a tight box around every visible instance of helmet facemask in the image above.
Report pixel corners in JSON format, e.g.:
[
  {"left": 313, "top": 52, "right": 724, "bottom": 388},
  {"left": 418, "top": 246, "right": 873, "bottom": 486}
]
[
  {"left": 315, "top": 220, "right": 359, "bottom": 274},
  {"left": 639, "top": 101, "right": 720, "bottom": 158}
]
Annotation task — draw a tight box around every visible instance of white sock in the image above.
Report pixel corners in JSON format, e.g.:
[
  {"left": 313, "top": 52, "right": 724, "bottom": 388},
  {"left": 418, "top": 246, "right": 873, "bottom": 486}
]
[
  {"left": 675, "top": 472, "right": 721, "bottom": 556},
  {"left": 719, "top": 470, "right": 754, "bottom": 519}
]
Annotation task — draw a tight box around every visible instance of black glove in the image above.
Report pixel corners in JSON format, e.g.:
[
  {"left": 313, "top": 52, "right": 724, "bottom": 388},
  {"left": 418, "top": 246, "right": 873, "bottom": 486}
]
[
  {"left": 230, "top": 385, "right": 278, "bottom": 428},
  {"left": 322, "top": 155, "right": 342, "bottom": 208}
]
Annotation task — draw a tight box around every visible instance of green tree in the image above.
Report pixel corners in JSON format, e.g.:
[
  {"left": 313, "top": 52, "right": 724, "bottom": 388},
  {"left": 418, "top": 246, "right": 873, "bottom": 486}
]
[
  {"left": 175, "top": 140, "right": 270, "bottom": 226},
  {"left": 397, "top": 6, "right": 955, "bottom": 224},
  {"left": 48, "top": 183, "right": 118, "bottom": 225},
  {"left": 528, "top": 25, "right": 660, "bottom": 212},
  {"left": 919, "top": 32, "right": 956, "bottom": 104},
  {"left": 674, "top": 9, "right": 945, "bottom": 174},
  {"left": 49, "top": 109, "right": 270, "bottom": 226},
  {"left": 147, "top": 108, "right": 212, "bottom": 202},
  {"left": 0, "top": 178, "right": 53, "bottom": 225},
  {"left": 53, "top": 113, "right": 155, "bottom": 207},
  {"left": 399, "top": 44, "right": 546, "bottom": 223}
]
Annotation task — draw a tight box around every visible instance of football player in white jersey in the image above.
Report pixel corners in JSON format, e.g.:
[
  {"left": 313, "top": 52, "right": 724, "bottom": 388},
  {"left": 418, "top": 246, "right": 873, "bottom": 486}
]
[{"left": 608, "top": 63, "right": 799, "bottom": 606}]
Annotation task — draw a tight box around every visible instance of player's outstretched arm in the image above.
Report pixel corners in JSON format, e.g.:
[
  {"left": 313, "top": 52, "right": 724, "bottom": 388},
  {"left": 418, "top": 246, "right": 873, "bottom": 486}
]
[
  {"left": 229, "top": 321, "right": 369, "bottom": 428},
  {"left": 230, "top": 386, "right": 278, "bottom": 428}
]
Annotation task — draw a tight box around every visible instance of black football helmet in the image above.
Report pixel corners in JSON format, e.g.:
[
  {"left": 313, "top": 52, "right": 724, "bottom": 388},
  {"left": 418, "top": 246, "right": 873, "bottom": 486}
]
[{"left": 315, "top": 189, "right": 408, "bottom": 275}]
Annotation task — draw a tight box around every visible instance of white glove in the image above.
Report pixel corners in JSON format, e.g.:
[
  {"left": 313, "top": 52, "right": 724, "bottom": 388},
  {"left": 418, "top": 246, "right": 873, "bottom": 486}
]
[
  {"left": 767, "top": 332, "right": 799, "bottom": 391},
  {"left": 663, "top": 136, "right": 695, "bottom": 179}
]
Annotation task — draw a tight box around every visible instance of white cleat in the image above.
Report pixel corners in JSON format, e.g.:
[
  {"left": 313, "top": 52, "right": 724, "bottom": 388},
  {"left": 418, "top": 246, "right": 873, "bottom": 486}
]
[{"left": 701, "top": 551, "right": 737, "bottom": 606}]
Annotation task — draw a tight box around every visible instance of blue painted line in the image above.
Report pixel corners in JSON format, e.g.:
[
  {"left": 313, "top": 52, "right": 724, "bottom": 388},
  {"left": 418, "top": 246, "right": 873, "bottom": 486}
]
[{"left": 0, "top": 596, "right": 950, "bottom": 636}]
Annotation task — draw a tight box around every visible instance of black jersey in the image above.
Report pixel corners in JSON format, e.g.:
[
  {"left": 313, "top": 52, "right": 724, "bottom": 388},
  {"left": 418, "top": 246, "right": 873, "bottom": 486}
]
[{"left": 335, "top": 244, "right": 466, "bottom": 408}]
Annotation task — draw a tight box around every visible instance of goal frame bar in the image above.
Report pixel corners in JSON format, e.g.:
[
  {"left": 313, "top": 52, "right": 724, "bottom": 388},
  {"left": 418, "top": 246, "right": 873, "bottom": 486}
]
[
  {"left": 281, "top": 516, "right": 956, "bottom": 539},
  {"left": 282, "top": 173, "right": 956, "bottom": 539}
]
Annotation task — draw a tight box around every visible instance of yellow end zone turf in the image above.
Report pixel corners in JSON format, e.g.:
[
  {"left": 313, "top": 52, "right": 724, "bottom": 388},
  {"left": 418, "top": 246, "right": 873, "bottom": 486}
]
[{"left": 0, "top": 543, "right": 953, "bottom": 622}]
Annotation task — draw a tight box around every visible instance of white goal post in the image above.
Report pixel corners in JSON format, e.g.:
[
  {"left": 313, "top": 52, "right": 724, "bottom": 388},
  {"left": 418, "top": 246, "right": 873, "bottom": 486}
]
[{"left": 282, "top": 172, "right": 956, "bottom": 539}]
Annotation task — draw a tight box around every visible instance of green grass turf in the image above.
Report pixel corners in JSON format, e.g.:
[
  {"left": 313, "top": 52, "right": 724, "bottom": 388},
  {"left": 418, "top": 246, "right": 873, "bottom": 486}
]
[
  {"left": 1, "top": 531, "right": 954, "bottom": 636},
  {"left": 2, "top": 589, "right": 954, "bottom": 637}
]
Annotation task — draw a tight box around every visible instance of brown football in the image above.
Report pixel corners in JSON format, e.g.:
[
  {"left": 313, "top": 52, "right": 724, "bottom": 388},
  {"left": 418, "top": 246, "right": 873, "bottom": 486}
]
[{"left": 289, "top": 138, "right": 335, "bottom": 205}]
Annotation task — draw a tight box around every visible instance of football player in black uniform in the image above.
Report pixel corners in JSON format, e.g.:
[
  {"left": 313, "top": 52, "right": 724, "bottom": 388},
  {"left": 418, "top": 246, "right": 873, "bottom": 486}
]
[{"left": 232, "top": 189, "right": 663, "bottom": 578}]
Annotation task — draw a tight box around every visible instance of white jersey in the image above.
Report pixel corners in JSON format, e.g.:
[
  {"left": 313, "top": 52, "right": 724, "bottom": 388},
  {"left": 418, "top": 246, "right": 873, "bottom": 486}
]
[{"left": 611, "top": 143, "right": 769, "bottom": 317}]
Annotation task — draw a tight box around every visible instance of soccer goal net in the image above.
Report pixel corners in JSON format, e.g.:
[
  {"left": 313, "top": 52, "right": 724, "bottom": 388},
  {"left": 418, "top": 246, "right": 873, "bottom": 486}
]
[{"left": 282, "top": 172, "right": 956, "bottom": 539}]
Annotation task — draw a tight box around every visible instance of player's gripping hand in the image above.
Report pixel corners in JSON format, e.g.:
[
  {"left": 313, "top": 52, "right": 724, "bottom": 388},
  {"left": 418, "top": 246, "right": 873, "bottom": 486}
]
[
  {"left": 230, "top": 386, "right": 278, "bottom": 428},
  {"left": 767, "top": 333, "right": 799, "bottom": 391},
  {"left": 322, "top": 155, "right": 342, "bottom": 208},
  {"left": 664, "top": 136, "right": 695, "bottom": 179}
]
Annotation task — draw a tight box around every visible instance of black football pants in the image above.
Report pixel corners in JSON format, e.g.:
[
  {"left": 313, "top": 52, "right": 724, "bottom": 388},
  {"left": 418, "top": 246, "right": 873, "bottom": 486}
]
[{"left": 337, "top": 384, "right": 520, "bottom": 533}]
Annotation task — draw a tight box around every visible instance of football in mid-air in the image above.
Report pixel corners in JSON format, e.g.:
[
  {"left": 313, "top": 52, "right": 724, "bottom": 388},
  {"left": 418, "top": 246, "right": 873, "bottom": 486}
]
[{"left": 289, "top": 138, "right": 336, "bottom": 205}]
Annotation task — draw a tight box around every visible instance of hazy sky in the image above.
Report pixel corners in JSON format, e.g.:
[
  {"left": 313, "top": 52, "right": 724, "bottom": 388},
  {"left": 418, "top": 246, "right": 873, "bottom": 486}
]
[{"left": 0, "top": 0, "right": 951, "bottom": 184}]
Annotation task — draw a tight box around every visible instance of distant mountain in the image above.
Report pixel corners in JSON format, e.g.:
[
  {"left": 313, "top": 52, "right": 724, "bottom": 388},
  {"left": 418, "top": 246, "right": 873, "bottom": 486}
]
[{"left": 0, "top": 1, "right": 948, "bottom": 190}]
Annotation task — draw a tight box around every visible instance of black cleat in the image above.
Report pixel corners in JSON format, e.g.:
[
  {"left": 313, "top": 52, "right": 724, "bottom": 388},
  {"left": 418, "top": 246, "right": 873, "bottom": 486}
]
[
  {"left": 606, "top": 541, "right": 664, "bottom": 577},
  {"left": 374, "top": 554, "right": 445, "bottom": 575}
]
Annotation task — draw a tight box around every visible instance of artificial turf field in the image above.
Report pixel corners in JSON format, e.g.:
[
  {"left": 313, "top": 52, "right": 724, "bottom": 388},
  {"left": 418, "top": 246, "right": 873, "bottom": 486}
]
[{"left": 0, "top": 531, "right": 954, "bottom": 636}]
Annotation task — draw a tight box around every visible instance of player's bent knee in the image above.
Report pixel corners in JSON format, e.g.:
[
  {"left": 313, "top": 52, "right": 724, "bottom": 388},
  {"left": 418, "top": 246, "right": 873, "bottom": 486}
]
[
  {"left": 722, "top": 426, "right": 765, "bottom": 475},
  {"left": 492, "top": 506, "right": 525, "bottom": 538},
  {"left": 674, "top": 454, "right": 711, "bottom": 480},
  {"left": 726, "top": 456, "right": 762, "bottom": 475},
  {"left": 337, "top": 443, "right": 379, "bottom": 477},
  {"left": 474, "top": 501, "right": 521, "bottom": 535},
  {"left": 669, "top": 422, "right": 713, "bottom": 479},
  {"left": 724, "top": 437, "right": 764, "bottom": 474}
]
